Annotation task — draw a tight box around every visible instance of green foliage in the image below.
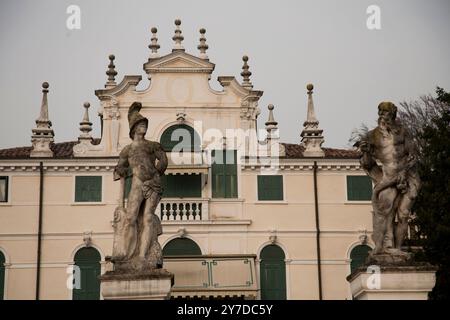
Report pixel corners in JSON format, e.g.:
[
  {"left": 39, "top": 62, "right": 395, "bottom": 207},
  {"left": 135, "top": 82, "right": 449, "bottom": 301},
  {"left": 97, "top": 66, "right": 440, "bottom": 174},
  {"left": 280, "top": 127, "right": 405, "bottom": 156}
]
[{"left": 413, "top": 87, "right": 450, "bottom": 300}]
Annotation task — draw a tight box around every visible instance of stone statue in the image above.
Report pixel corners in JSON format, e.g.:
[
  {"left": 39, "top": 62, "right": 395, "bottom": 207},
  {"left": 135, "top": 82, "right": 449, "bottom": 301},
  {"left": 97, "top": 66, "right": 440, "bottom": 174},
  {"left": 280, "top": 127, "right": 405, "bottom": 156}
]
[
  {"left": 358, "top": 102, "right": 421, "bottom": 260},
  {"left": 111, "top": 102, "right": 168, "bottom": 271}
]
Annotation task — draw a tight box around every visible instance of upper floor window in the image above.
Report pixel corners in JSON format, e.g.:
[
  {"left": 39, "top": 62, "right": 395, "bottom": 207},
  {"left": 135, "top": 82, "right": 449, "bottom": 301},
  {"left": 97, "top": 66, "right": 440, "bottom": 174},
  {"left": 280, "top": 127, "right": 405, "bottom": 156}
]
[
  {"left": 347, "top": 175, "right": 372, "bottom": 201},
  {"left": 258, "top": 175, "right": 283, "bottom": 201},
  {"left": 0, "top": 176, "right": 8, "bottom": 203},
  {"left": 75, "top": 176, "right": 102, "bottom": 202},
  {"left": 160, "top": 124, "right": 201, "bottom": 152},
  {"left": 125, "top": 174, "right": 202, "bottom": 198},
  {"left": 211, "top": 150, "right": 237, "bottom": 198}
]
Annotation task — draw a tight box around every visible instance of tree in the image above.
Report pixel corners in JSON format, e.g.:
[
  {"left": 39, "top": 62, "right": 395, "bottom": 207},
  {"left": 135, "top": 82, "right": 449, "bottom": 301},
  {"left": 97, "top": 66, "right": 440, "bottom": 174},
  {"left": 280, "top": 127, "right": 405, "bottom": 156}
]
[
  {"left": 397, "top": 89, "right": 448, "bottom": 157},
  {"left": 412, "top": 87, "right": 450, "bottom": 300}
]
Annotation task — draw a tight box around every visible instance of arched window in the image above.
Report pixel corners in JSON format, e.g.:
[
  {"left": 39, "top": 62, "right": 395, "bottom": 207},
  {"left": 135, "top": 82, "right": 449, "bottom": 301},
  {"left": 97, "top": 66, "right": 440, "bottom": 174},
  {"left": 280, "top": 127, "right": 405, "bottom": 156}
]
[
  {"left": 260, "top": 245, "right": 286, "bottom": 300},
  {"left": 73, "top": 247, "right": 101, "bottom": 300},
  {"left": 160, "top": 124, "right": 201, "bottom": 152},
  {"left": 163, "top": 238, "right": 202, "bottom": 256},
  {"left": 350, "top": 245, "right": 372, "bottom": 273},
  {"left": 0, "top": 251, "right": 5, "bottom": 300}
]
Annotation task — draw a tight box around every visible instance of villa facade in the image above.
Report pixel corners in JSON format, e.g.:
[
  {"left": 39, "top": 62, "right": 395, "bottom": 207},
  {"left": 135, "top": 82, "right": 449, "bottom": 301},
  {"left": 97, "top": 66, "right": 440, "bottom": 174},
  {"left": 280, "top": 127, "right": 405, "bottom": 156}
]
[{"left": 0, "top": 20, "right": 377, "bottom": 300}]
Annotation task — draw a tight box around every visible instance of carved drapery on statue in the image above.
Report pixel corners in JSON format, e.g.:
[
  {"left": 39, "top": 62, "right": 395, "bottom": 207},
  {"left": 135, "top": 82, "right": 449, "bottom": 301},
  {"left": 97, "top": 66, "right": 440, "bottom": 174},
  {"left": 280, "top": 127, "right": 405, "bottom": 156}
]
[
  {"left": 110, "top": 102, "right": 168, "bottom": 272},
  {"left": 356, "top": 102, "right": 421, "bottom": 264}
]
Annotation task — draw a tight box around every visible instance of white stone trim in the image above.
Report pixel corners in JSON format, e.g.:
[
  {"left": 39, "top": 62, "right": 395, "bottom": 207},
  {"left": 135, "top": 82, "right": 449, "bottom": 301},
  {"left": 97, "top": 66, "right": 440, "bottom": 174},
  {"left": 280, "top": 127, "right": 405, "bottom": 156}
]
[
  {"left": 288, "top": 259, "right": 350, "bottom": 265},
  {"left": 0, "top": 229, "right": 372, "bottom": 240}
]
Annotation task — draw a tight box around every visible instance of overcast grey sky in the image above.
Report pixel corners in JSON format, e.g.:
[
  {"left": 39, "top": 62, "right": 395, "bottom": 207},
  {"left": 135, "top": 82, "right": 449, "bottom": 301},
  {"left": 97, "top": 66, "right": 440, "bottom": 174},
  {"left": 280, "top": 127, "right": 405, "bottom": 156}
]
[{"left": 0, "top": 0, "right": 449, "bottom": 149}]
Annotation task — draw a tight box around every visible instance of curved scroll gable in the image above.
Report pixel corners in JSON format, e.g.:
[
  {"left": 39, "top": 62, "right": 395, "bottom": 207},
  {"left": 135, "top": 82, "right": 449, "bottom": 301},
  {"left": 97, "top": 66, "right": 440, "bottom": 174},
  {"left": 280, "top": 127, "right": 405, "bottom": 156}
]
[{"left": 95, "top": 75, "right": 142, "bottom": 98}]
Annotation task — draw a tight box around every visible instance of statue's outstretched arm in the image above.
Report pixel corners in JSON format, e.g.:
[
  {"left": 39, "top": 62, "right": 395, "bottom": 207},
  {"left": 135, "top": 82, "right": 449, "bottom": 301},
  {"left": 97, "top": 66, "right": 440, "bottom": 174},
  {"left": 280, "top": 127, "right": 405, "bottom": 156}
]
[
  {"left": 114, "top": 146, "right": 130, "bottom": 181},
  {"left": 358, "top": 137, "right": 383, "bottom": 184}
]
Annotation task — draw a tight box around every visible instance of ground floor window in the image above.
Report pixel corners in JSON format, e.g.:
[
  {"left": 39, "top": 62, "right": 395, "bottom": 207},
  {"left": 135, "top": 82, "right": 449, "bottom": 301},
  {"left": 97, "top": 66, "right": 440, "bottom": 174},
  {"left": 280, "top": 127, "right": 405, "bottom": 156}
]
[
  {"left": 163, "top": 238, "right": 202, "bottom": 256},
  {"left": 350, "top": 244, "right": 372, "bottom": 273},
  {"left": 0, "top": 251, "right": 5, "bottom": 300},
  {"left": 260, "top": 245, "right": 286, "bottom": 300},
  {"left": 73, "top": 247, "right": 101, "bottom": 300}
]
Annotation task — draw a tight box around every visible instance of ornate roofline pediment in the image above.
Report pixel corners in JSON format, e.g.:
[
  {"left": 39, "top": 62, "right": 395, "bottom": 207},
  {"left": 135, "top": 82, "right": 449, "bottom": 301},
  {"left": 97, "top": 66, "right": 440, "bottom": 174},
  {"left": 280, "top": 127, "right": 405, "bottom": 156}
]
[
  {"left": 94, "top": 75, "right": 142, "bottom": 98},
  {"left": 143, "top": 51, "right": 215, "bottom": 74}
]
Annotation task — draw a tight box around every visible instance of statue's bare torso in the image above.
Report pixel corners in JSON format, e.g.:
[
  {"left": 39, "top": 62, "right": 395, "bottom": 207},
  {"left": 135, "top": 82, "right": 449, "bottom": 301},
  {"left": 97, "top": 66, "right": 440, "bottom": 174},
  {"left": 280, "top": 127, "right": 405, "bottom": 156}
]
[{"left": 360, "top": 102, "right": 420, "bottom": 257}]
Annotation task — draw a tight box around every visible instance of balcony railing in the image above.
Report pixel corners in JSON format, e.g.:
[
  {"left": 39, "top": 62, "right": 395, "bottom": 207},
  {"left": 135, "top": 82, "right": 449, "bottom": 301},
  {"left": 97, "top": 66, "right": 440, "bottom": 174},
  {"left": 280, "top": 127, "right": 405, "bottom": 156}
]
[
  {"left": 164, "top": 254, "right": 258, "bottom": 299},
  {"left": 157, "top": 198, "right": 209, "bottom": 221}
]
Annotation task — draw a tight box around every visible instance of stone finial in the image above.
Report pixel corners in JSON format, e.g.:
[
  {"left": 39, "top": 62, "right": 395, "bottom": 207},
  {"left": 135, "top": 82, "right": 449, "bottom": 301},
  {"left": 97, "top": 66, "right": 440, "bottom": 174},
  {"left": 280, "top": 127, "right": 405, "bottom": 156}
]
[
  {"left": 300, "top": 83, "right": 325, "bottom": 157},
  {"left": 265, "top": 104, "right": 280, "bottom": 157},
  {"left": 78, "top": 102, "right": 93, "bottom": 141},
  {"left": 241, "top": 55, "right": 253, "bottom": 89},
  {"left": 172, "top": 19, "right": 184, "bottom": 51},
  {"left": 197, "top": 28, "right": 209, "bottom": 60},
  {"left": 30, "top": 82, "right": 54, "bottom": 157},
  {"left": 265, "top": 104, "right": 278, "bottom": 130},
  {"left": 148, "top": 27, "right": 160, "bottom": 59},
  {"left": 105, "top": 54, "right": 118, "bottom": 88},
  {"left": 306, "top": 84, "right": 318, "bottom": 123}
]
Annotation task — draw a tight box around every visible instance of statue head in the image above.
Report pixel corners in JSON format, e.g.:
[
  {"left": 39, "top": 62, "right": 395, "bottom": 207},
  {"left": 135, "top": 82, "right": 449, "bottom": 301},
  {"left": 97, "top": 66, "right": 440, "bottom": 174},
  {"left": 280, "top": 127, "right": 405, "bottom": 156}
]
[
  {"left": 377, "top": 101, "right": 397, "bottom": 127},
  {"left": 128, "top": 102, "right": 148, "bottom": 139}
]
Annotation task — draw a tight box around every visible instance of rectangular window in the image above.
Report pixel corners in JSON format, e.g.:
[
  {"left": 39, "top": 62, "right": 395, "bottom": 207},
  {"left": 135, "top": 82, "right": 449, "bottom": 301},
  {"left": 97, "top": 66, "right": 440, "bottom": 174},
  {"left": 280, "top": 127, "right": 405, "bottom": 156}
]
[
  {"left": 75, "top": 176, "right": 102, "bottom": 202},
  {"left": 161, "top": 174, "right": 202, "bottom": 198},
  {"left": 0, "top": 176, "right": 8, "bottom": 202},
  {"left": 258, "top": 175, "right": 283, "bottom": 201},
  {"left": 125, "top": 174, "right": 202, "bottom": 198},
  {"left": 211, "top": 150, "right": 237, "bottom": 198},
  {"left": 347, "top": 175, "right": 373, "bottom": 201}
]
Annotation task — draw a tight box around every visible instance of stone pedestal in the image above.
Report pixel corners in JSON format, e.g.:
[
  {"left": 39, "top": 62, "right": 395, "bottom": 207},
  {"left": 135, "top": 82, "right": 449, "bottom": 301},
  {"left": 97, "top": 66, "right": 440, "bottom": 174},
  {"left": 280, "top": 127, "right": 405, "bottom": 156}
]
[
  {"left": 347, "top": 263, "right": 437, "bottom": 300},
  {"left": 100, "top": 268, "right": 174, "bottom": 300}
]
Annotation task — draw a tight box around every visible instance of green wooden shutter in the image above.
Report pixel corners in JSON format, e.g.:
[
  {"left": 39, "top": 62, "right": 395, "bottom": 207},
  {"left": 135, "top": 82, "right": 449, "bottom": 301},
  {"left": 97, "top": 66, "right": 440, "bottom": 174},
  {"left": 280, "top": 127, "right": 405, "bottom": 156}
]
[
  {"left": 258, "top": 175, "right": 283, "bottom": 200},
  {"left": 75, "top": 176, "right": 102, "bottom": 202},
  {"left": 162, "top": 238, "right": 202, "bottom": 256},
  {"left": 161, "top": 174, "right": 201, "bottom": 198},
  {"left": 350, "top": 245, "right": 372, "bottom": 273},
  {"left": 260, "top": 245, "right": 286, "bottom": 300},
  {"left": 347, "top": 176, "right": 372, "bottom": 201},
  {"left": 212, "top": 150, "right": 237, "bottom": 198},
  {"left": 0, "top": 251, "right": 5, "bottom": 300},
  {"left": 73, "top": 247, "right": 101, "bottom": 300}
]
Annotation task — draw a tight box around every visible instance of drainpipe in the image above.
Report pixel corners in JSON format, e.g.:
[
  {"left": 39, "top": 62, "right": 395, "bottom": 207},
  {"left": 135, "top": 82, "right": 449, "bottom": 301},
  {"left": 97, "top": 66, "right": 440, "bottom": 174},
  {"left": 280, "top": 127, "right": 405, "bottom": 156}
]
[
  {"left": 313, "top": 161, "right": 323, "bottom": 300},
  {"left": 35, "top": 161, "right": 44, "bottom": 300}
]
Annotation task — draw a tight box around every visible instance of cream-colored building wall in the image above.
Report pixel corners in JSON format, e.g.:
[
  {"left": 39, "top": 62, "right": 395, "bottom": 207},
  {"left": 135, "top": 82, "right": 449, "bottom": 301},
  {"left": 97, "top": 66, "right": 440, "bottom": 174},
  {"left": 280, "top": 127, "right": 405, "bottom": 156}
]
[
  {"left": 0, "top": 161, "right": 373, "bottom": 300},
  {"left": 0, "top": 48, "right": 375, "bottom": 300}
]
